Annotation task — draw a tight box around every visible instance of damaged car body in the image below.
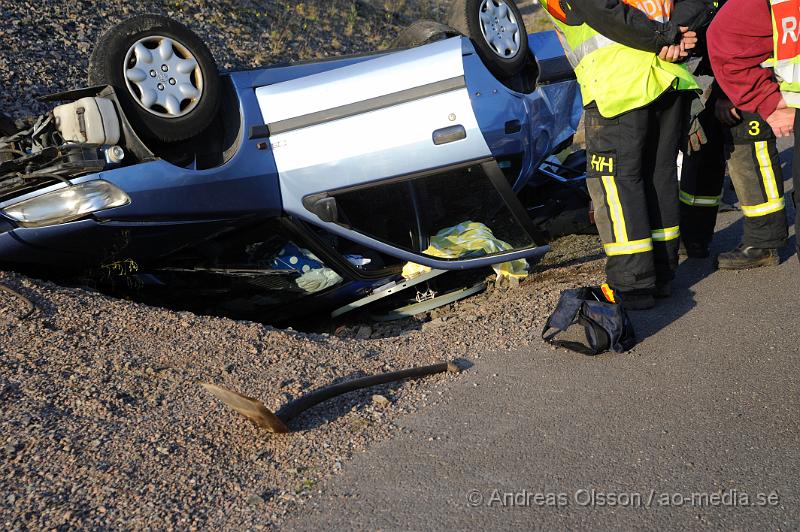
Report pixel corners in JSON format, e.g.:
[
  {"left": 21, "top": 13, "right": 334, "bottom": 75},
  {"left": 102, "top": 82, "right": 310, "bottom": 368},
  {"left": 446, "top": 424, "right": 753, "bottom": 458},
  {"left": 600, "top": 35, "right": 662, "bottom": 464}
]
[{"left": 0, "top": 10, "right": 585, "bottom": 323}]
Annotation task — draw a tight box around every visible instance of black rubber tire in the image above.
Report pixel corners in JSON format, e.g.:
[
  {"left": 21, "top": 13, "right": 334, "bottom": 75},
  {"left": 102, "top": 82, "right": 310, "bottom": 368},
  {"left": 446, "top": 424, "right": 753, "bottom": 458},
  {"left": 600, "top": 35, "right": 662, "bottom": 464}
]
[
  {"left": 0, "top": 112, "right": 17, "bottom": 136},
  {"left": 392, "top": 20, "right": 460, "bottom": 49},
  {"left": 446, "top": 0, "right": 530, "bottom": 78},
  {"left": 88, "top": 14, "right": 220, "bottom": 143}
]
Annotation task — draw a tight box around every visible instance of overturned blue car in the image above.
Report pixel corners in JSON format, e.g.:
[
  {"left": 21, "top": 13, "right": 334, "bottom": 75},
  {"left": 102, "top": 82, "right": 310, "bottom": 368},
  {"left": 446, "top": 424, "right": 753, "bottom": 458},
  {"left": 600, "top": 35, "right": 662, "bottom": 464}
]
[{"left": 0, "top": 3, "right": 586, "bottom": 323}]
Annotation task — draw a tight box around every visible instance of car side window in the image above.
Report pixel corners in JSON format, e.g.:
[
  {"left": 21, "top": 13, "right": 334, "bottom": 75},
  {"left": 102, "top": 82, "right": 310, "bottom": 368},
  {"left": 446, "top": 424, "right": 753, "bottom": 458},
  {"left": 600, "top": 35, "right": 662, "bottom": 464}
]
[{"left": 328, "top": 162, "right": 534, "bottom": 258}]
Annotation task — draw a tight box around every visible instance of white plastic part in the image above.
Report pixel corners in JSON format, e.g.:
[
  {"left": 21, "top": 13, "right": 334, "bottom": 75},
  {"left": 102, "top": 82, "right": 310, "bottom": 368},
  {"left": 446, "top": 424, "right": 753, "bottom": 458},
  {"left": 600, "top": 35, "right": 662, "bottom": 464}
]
[{"left": 53, "top": 97, "right": 121, "bottom": 145}]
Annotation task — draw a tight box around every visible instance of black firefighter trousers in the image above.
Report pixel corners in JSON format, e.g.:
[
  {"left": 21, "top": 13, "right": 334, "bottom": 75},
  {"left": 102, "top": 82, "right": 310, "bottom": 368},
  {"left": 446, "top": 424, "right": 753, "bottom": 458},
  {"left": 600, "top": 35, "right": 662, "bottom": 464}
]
[
  {"left": 585, "top": 90, "right": 685, "bottom": 294},
  {"left": 680, "top": 91, "right": 788, "bottom": 249}
]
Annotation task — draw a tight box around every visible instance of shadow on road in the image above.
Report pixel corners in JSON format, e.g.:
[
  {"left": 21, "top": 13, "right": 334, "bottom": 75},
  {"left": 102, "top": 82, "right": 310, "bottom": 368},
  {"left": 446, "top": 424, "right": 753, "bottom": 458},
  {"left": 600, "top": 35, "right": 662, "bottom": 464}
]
[
  {"left": 630, "top": 217, "right": 743, "bottom": 339},
  {"left": 632, "top": 143, "right": 796, "bottom": 341}
]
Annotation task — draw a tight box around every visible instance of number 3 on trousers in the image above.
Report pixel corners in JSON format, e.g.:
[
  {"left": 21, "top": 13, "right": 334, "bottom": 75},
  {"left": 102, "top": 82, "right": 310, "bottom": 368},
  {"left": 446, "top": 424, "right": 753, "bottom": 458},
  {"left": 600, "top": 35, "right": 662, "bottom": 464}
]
[{"left": 749, "top": 121, "right": 761, "bottom": 136}]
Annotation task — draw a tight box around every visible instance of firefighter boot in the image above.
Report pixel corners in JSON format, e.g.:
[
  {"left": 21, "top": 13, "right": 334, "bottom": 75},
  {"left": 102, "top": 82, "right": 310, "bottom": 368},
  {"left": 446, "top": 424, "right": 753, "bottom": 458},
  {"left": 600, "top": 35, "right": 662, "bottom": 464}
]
[
  {"left": 716, "top": 245, "right": 779, "bottom": 270},
  {"left": 654, "top": 282, "right": 672, "bottom": 298},
  {"left": 615, "top": 290, "right": 656, "bottom": 310}
]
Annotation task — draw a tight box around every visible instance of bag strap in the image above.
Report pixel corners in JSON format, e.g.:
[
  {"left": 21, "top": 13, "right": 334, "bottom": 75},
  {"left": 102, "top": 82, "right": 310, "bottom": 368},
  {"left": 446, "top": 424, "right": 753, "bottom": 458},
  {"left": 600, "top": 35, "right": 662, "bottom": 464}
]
[
  {"left": 542, "top": 306, "right": 611, "bottom": 356},
  {"left": 580, "top": 313, "right": 611, "bottom": 355}
]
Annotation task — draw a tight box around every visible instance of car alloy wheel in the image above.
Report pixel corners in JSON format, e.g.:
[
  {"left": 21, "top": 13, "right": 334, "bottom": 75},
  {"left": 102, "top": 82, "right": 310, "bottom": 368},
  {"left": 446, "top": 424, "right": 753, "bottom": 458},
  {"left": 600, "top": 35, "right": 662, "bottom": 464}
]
[
  {"left": 123, "top": 35, "right": 204, "bottom": 119},
  {"left": 446, "top": 0, "right": 530, "bottom": 78},
  {"left": 478, "top": 0, "right": 522, "bottom": 59},
  {"left": 88, "top": 14, "right": 221, "bottom": 143}
]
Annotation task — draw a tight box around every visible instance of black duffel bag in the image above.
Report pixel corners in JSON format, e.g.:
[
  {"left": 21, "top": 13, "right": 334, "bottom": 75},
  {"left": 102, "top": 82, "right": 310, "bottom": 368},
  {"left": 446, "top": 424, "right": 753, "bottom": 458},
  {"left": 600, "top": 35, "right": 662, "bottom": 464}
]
[{"left": 542, "top": 286, "right": 637, "bottom": 355}]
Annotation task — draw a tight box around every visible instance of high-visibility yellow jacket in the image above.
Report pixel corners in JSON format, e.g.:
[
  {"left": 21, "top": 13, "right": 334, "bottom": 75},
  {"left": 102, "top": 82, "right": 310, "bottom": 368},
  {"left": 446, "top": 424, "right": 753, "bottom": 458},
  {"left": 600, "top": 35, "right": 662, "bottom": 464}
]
[{"left": 539, "top": 0, "right": 699, "bottom": 118}]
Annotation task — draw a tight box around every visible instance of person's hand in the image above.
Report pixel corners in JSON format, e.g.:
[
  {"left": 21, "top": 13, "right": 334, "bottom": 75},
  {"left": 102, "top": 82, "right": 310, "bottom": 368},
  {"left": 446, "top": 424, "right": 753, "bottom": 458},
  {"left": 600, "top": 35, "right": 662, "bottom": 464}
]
[
  {"left": 679, "top": 27, "right": 697, "bottom": 52},
  {"left": 714, "top": 97, "right": 741, "bottom": 126},
  {"left": 659, "top": 28, "right": 696, "bottom": 62},
  {"left": 659, "top": 45, "right": 684, "bottom": 62},
  {"left": 766, "top": 98, "right": 796, "bottom": 137}
]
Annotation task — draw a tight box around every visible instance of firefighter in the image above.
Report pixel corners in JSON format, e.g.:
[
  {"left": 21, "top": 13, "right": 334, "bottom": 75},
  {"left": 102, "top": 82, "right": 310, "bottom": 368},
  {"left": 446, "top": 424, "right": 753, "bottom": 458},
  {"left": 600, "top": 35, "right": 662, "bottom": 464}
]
[
  {"left": 707, "top": 0, "right": 798, "bottom": 266},
  {"left": 539, "top": 0, "right": 715, "bottom": 309},
  {"left": 680, "top": 0, "right": 789, "bottom": 269}
]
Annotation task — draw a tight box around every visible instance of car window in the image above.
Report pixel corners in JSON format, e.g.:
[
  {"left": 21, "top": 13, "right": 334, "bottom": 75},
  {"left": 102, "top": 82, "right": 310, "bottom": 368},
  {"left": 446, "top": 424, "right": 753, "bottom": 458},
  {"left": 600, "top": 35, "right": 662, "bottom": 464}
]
[
  {"left": 329, "top": 162, "right": 534, "bottom": 258},
  {"left": 153, "top": 221, "right": 345, "bottom": 298}
]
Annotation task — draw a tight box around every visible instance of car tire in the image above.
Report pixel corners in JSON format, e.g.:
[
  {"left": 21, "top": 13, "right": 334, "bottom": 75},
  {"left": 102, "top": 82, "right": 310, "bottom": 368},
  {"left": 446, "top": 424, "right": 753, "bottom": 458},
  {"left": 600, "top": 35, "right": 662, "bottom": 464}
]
[
  {"left": 392, "top": 20, "right": 459, "bottom": 49},
  {"left": 87, "top": 14, "right": 220, "bottom": 143},
  {"left": 446, "top": 0, "right": 530, "bottom": 78}
]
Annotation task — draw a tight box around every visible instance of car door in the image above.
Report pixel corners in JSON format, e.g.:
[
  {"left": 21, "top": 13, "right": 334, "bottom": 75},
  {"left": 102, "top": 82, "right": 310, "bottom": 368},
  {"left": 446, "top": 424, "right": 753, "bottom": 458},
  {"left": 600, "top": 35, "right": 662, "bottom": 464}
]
[{"left": 254, "top": 37, "right": 547, "bottom": 270}]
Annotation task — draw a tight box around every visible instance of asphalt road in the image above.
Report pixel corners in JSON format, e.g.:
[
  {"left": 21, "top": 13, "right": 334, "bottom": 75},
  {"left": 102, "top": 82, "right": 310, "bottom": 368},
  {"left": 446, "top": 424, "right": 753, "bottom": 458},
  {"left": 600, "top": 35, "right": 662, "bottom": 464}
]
[{"left": 285, "top": 164, "right": 799, "bottom": 530}]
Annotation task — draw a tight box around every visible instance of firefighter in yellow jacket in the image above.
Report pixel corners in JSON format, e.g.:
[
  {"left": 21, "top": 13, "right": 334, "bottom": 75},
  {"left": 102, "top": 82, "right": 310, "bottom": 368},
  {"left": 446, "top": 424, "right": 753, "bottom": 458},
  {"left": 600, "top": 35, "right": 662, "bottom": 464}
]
[{"left": 539, "top": 0, "right": 715, "bottom": 309}]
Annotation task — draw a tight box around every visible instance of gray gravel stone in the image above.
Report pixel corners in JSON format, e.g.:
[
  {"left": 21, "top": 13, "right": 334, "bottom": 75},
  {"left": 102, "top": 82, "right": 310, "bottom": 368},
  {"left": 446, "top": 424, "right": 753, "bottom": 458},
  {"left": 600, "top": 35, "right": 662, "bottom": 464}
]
[
  {"left": 246, "top": 494, "right": 265, "bottom": 506},
  {"left": 371, "top": 394, "right": 390, "bottom": 407},
  {"left": 354, "top": 326, "right": 372, "bottom": 340}
]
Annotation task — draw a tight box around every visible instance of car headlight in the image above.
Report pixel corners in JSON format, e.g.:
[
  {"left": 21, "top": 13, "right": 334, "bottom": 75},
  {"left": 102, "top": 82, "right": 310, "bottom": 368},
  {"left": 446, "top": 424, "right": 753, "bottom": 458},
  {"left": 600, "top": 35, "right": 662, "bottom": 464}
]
[{"left": 2, "top": 180, "right": 130, "bottom": 228}]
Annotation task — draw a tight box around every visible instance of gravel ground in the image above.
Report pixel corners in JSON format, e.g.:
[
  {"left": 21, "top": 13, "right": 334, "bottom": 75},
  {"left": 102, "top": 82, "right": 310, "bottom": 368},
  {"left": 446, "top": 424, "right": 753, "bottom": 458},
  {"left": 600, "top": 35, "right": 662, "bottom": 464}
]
[
  {"left": 0, "top": 1, "right": 596, "bottom": 528},
  {"left": 1, "top": 235, "right": 604, "bottom": 529},
  {"left": 0, "top": 0, "right": 433, "bottom": 118}
]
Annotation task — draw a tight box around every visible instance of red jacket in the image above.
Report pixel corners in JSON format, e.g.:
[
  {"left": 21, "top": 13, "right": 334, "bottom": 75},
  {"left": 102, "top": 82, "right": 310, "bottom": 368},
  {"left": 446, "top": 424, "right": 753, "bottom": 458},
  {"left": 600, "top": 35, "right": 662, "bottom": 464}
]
[{"left": 708, "top": 0, "right": 782, "bottom": 120}]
